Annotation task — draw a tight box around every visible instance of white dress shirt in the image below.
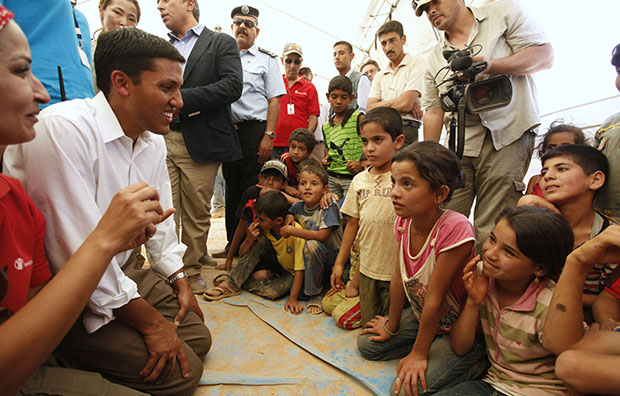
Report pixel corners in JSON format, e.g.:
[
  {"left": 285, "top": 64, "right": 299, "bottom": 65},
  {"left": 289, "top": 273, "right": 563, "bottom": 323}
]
[{"left": 3, "top": 92, "right": 185, "bottom": 333}]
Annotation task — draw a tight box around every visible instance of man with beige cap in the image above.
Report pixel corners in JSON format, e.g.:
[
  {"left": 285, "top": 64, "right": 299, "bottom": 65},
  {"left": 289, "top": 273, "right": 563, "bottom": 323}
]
[{"left": 272, "top": 43, "right": 320, "bottom": 159}]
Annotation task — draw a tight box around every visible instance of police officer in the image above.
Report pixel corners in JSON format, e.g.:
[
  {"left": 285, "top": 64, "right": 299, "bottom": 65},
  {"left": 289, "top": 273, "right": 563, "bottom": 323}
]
[{"left": 217, "top": 5, "right": 286, "bottom": 259}]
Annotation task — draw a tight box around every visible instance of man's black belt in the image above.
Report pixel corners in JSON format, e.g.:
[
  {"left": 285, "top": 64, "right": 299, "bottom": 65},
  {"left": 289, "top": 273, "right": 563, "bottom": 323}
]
[
  {"left": 402, "top": 119, "right": 421, "bottom": 127},
  {"left": 234, "top": 120, "right": 266, "bottom": 129},
  {"left": 327, "top": 171, "right": 355, "bottom": 180}
]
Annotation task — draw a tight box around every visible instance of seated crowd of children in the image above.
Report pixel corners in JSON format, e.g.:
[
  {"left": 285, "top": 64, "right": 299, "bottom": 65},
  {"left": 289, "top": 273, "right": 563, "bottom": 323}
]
[{"left": 200, "top": 73, "right": 620, "bottom": 395}]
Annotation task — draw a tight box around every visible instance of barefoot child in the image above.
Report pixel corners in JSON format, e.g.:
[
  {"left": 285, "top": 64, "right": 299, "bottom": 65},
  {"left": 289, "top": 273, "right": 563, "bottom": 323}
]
[
  {"left": 434, "top": 206, "right": 574, "bottom": 396},
  {"left": 358, "top": 141, "right": 487, "bottom": 396},
  {"left": 280, "top": 163, "right": 343, "bottom": 300},
  {"left": 331, "top": 107, "right": 404, "bottom": 327}
]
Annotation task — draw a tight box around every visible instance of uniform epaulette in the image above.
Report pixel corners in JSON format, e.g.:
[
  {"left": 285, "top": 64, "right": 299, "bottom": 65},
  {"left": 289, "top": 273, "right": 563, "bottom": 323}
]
[{"left": 258, "top": 47, "right": 278, "bottom": 58}]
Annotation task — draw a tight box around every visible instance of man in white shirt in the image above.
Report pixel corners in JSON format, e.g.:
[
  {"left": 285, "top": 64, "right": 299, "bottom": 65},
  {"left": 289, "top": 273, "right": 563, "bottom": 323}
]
[
  {"left": 4, "top": 28, "right": 210, "bottom": 396},
  {"left": 332, "top": 40, "right": 371, "bottom": 113},
  {"left": 368, "top": 20, "right": 424, "bottom": 145}
]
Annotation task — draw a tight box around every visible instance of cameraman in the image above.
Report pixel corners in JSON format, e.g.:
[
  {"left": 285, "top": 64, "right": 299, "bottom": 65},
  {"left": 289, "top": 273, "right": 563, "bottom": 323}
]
[{"left": 417, "top": 0, "right": 553, "bottom": 250}]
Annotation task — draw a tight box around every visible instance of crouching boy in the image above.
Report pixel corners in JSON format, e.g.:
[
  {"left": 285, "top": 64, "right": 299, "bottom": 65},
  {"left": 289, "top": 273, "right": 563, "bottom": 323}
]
[{"left": 204, "top": 191, "right": 310, "bottom": 314}]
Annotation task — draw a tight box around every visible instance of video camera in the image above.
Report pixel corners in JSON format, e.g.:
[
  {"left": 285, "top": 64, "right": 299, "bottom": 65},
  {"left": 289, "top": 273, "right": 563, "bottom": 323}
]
[{"left": 435, "top": 45, "right": 512, "bottom": 158}]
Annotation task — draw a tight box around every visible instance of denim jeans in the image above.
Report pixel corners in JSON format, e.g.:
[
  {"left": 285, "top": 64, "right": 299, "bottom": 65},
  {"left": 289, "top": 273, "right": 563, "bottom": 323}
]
[
  {"left": 229, "top": 236, "right": 294, "bottom": 300},
  {"left": 433, "top": 380, "right": 505, "bottom": 396},
  {"left": 358, "top": 307, "right": 489, "bottom": 395}
]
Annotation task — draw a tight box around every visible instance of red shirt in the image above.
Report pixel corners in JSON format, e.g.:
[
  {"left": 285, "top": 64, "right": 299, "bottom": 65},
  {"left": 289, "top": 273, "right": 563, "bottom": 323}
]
[
  {"left": 0, "top": 175, "right": 51, "bottom": 314},
  {"left": 274, "top": 76, "right": 320, "bottom": 147}
]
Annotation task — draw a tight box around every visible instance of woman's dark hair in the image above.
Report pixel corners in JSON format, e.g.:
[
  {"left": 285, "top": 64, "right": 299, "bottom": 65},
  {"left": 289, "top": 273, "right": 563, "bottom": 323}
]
[
  {"left": 99, "top": 0, "right": 141, "bottom": 24},
  {"left": 537, "top": 120, "right": 587, "bottom": 158},
  {"left": 496, "top": 206, "right": 573, "bottom": 282},
  {"left": 392, "top": 141, "right": 463, "bottom": 203}
]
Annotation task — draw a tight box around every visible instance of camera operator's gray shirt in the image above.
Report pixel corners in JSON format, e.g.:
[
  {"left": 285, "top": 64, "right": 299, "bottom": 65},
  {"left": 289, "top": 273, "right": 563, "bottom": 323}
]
[{"left": 422, "top": 0, "right": 548, "bottom": 157}]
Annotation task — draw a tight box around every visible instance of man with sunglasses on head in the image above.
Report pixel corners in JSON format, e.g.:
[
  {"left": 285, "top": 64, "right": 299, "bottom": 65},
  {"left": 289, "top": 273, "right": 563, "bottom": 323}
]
[
  {"left": 218, "top": 5, "right": 286, "bottom": 263},
  {"left": 156, "top": 0, "right": 242, "bottom": 293},
  {"left": 415, "top": 0, "right": 553, "bottom": 256},
  {"left": 272, "top": 43, "right": 320, "bottom": 159}
]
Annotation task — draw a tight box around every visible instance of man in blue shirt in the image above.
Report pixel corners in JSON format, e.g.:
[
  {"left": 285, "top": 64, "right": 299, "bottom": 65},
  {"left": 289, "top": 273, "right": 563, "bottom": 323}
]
[{"left": 217, "top": 5, "right": 286, "bottom": 259}]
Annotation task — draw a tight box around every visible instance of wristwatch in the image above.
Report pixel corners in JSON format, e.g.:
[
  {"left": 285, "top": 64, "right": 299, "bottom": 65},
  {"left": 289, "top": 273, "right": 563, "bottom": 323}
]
[
  {"left": 264, "top": 130, "right": 275, "bottom": 139},
  {"left": 168, "top": 271, "right": 187, "bottom": 286}
]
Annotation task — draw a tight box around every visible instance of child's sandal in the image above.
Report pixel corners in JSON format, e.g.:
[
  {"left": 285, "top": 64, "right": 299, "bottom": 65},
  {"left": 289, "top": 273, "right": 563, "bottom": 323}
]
[{"left": 203, "top": 284, "right": 240, "bottom": 301}]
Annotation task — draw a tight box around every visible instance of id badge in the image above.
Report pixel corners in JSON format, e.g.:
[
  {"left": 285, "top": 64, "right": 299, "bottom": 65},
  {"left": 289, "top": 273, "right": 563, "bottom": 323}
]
[
  {"left": 77, "top": 45, "right": 91, "bottom": 70},
  {"left": 287, "top": 103, "right": 295, "bottom": 115}
]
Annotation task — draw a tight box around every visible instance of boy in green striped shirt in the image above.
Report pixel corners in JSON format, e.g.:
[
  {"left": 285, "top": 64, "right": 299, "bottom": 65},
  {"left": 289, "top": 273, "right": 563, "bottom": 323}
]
[{"left": 321, "top": 76, "right": 364, "bottom": 200}]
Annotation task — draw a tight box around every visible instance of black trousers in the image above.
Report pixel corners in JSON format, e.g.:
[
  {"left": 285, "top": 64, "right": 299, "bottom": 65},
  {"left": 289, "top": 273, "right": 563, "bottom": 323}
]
[{"left": 222, "top": 120, "right": 266, "bottom": 243}]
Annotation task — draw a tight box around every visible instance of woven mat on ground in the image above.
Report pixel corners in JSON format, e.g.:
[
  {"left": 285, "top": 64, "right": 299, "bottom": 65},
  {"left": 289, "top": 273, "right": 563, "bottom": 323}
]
[{"left": 196, "top": 290, "right": 397, "bottom": 396}]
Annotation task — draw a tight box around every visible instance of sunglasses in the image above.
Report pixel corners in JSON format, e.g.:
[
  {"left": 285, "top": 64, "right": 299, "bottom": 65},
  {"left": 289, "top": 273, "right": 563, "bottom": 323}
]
[
  {"left": 232, "top": 18, "right": 256, "bottom": 29},
  {"left": 285, "top": 58, "right": 302, "bottom": 65},
  {"left": 0, "top": 266, "right": 12, "bottom": 325}
]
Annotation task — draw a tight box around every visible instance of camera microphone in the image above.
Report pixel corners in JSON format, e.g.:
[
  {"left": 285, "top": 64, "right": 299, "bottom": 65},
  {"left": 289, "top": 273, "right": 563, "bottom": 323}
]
[
  {"left": 443, "top": 49, "right": 458, "bottom": 61},
  {"left": 450, "top": 56, "right": 473, "bottom": 71}
]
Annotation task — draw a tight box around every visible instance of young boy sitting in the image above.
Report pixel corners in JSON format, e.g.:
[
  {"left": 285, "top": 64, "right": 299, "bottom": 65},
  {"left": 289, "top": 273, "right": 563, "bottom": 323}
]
[
  {"left": 216, "top": 160, "right": 299, "bottom": 271},
  {"left": 322, "top": 76, "right": 364, "bottom": 200},
  {"left": 205, "top": 190, "right": 315, "bottom": 315},
  {"left": 280, "top": 163, "right": 343, "bottom": 304},
  {"left": 331, "top": 107, "right": 404, "bottom": 326},
  {"left": 280, "top": 128, "right": 316, "bottom": 198},
  {"left": 519, "top": 144, "right": 617, "bottom": 314}
]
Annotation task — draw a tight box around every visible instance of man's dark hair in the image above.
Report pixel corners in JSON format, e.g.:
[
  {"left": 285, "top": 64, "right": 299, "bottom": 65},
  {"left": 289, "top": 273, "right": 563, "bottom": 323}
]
[
  {"left": 328, "top": 75, "right": 353, "bottom": 96},
  {"left": 542, "top": 144, "right": 608, "bottom": 178},
  {"left": 360, "top": 107, "right": 402, "bottom": 140},
  {"left": 496, "top": 206, "right": 573, "bottom": 282},
  {"left": 95, "top": 28, "right": 185, "bottom": 95},
  {"left": 333, "top": 40, "right": 353, "bottom": 53},
  {"left": 377, "top": 20, "right": 404, "bottom": 38},
  {"left": 612, "top": 43, "right": 620, "bottom": 68},
  {"left": 361, "top": 59, "right": 380, "bottom": 72},
  {"left": 289, "top": 128, "right": 317, "bottom": 152},
  {"left": 299, "top": 163, "right": 328, "bottom": 186},
  {"left": 184, "top": 0, "right": 200, "bottom": 22},
  {"left": 254, "top": 190, "right": 290, "bottom": 220}
]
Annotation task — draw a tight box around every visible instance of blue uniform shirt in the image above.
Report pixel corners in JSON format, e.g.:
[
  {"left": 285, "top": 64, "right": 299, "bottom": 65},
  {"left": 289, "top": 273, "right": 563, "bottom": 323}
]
[{"left": 231, "top": 44, "right": 286, "bottom": 123}]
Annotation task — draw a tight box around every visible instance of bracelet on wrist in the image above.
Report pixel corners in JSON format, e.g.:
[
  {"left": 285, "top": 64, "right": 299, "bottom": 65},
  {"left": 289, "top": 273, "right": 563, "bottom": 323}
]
[{"left": 383, "top": 319, "right": 400, "bottom": 336}]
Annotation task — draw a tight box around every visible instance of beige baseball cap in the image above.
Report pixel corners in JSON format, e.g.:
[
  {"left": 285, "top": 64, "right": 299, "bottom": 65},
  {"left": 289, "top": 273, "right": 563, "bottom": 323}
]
[
  {"left": 282, "top": 43, "right": 303, "bottom": 57},
  {"left": 412, "top": 0, "right": 432, "bottom": 16}
]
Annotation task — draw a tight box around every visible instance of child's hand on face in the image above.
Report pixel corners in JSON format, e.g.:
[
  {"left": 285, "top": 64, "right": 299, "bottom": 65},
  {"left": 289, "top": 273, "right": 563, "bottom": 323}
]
[
  {"left": 360, "top": 315, "right": 392, "bottom": 342},
  {"left": 256, "top": 184, "right": 275, "bottom": 194},
  {"left": 346, "top": 160, "right": 362, "bottom": 174},
  {"left": 284, "top": 184, "right": 301, "bottom": 198},
  {"left": 285, "top": 299, "right": 303, "bottom": 314},
  {"left": 345, "top": 283, "right": 359, "bottom": 298},
  {"left": 571, "top": 225, "right": 620, "bottom": 271},
  {"left": 462, "top": 255, "right": 489, "bottom": 306},
  {"left": 246, "top": 220, "right": 260, "bottom": 243}
]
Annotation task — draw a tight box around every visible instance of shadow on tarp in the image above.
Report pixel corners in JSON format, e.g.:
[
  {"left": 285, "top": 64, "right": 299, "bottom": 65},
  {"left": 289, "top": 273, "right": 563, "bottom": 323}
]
[{"left": 198, "top": 291, "right": 397, "bottom": 396}]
